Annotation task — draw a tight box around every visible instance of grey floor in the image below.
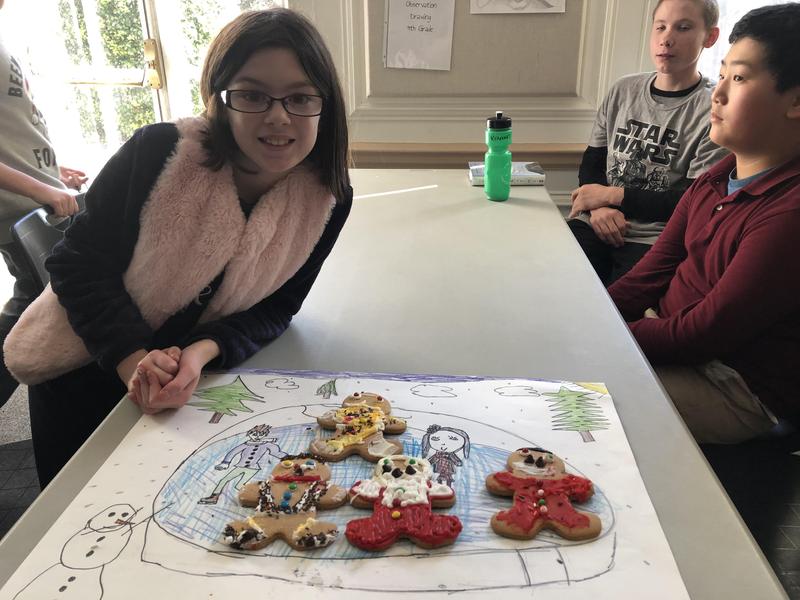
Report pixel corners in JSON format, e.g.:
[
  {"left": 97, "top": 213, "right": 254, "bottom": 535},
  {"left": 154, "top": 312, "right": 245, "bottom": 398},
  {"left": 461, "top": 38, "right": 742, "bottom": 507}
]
[
  {"left": 0, "top": 269, "right": 26, "bottom": 447},
  {"left": 0, "top": 386, "right": 30, "bottom": 445},
  {"left": 0, "top": 385, "right": 39, "bottom": 540}
]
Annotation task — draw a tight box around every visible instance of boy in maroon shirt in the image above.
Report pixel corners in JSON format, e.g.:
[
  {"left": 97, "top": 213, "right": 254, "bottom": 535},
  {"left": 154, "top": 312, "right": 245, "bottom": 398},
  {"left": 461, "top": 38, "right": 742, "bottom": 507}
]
[{"left": 609, "top": 3, "right": 800, "bottom": 444}]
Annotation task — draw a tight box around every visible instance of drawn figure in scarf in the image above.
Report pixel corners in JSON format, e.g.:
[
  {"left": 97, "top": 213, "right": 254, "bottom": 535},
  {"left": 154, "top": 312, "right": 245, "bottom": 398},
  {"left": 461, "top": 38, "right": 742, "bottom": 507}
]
[
  {"left": 198, "top": 424, "right": 282, "bottom": 505},
  {"left": 421, "top": 424, "right": 470, "bottom": 487}
]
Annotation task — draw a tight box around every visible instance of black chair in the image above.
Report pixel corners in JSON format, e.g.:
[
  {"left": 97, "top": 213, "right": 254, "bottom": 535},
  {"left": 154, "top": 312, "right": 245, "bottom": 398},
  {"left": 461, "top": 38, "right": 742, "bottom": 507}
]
[{"left": 10, "top": 193, "right": 86, "bottom": 293}]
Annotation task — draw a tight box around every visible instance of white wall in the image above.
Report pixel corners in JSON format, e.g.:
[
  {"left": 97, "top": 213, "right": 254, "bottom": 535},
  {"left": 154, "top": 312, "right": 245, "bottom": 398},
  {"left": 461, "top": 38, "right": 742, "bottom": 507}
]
[
  {"left": 290, "top": 0, "right": 657, "bottom": 145},
  {"left": 288, "top": 0, "right": 657, "bottom": 206}
]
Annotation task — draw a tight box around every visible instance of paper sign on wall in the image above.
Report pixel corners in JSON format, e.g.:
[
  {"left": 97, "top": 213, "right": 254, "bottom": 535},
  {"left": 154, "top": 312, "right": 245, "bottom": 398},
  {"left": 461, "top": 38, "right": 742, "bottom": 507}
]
[
  {"left": 384, "top": 0, "right": 456, "bottom": 71},
  {"left": 470, "top": 0, "right": 566, "bottom": 13}
]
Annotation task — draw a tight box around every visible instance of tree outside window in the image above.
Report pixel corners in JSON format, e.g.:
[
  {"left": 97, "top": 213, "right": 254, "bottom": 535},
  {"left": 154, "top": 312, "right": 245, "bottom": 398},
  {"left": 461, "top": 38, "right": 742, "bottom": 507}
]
[{"left": 1, "top": 0, "right": 282, "bottom": 177}]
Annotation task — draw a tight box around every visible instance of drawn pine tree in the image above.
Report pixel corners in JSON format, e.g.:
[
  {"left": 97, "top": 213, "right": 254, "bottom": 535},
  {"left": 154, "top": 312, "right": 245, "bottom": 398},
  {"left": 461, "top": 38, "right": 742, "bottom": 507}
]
[
  {"left": 189, "top": 376, "right": 264, "bottom": 424},
  {"left": 544, "top": 386, "right": 609, "bottom": 442},
  {"left": 315, "top": 378, "right": 338, "bottom": 400}
]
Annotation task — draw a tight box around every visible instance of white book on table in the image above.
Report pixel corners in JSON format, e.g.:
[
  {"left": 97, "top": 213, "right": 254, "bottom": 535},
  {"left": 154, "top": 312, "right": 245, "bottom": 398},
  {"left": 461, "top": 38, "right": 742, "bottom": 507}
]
[{"left": 468, "top": 161, "right": 546, "bottom": 186}]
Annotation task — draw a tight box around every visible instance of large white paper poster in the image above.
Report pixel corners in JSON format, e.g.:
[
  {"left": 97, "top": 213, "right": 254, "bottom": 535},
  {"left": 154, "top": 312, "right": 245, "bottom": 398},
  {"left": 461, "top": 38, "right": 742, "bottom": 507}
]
[
  {"left": 384, "top": 0, "right": 456, "bottom": 70},
  {"left": 0, "top": 370, "right": 689, "bottom": 599},
  {"left": 471, "top": 0, "right": 566, "bottom": 13}
]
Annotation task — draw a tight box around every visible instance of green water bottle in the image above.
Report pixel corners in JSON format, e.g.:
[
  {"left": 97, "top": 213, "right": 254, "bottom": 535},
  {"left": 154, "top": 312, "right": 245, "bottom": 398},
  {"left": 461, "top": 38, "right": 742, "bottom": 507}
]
[{"left": 484, "top": 111, "right": 512, "bottom": 202}]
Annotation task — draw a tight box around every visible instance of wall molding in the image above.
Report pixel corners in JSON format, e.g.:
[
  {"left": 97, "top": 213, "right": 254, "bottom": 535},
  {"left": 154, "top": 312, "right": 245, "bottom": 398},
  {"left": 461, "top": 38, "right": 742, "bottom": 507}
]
[{"left": 351, "top": 142, "right": 583, "bottom": 169}]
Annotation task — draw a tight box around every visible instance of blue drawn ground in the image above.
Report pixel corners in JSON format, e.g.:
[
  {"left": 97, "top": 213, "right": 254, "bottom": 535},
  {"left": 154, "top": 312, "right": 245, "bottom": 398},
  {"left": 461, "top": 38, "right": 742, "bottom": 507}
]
[{"left": 154, "top": 418, "right": 613, "bottom": 560}]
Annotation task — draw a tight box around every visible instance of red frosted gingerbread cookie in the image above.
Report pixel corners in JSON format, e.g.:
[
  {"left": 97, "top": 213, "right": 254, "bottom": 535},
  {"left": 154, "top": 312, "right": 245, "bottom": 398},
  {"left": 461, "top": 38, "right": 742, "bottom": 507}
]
[
  {"left": 346, "top": 455, "right": 462, "bottom": 551},
  {"left": 310, "top": 392, "right": 406, "bottom": 462},
  {"left": 224, "top": 454, "right": 346, "bottom": 551},
  {"left": 486, "top": 447, "right": 601, "bottom": 541}
]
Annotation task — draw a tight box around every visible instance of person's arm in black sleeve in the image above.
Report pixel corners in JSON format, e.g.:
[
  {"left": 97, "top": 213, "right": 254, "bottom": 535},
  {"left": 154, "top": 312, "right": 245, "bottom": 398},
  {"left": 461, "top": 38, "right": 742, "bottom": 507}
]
[
  {"left": 578, "top": 146, "right": 608, "bottom": 186},
  {"left": 45, "top": 123, "right": 179, "bottom": 372},
  {"left": 186, "top": 191, "right": 353, "bottom": 368},
  {"left": 619, "top": 183, "right": 692, "bottom": 222}
]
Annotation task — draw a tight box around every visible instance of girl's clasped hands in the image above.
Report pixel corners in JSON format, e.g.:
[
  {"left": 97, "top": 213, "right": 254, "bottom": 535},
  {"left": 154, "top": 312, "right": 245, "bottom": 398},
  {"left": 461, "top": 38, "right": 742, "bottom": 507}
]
[{"left": 125, "top": 340, "right": 220, "bottom": 414}]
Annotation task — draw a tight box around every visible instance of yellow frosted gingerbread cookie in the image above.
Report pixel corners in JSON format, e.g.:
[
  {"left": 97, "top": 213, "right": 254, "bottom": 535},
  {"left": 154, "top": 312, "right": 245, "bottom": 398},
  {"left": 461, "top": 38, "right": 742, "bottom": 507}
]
[{"left": 310, "top": 392, "right": 406, "bottom": 462}]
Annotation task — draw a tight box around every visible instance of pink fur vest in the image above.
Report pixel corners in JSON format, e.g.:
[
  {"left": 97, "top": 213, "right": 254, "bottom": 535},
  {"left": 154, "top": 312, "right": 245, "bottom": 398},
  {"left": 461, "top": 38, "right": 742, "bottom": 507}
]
[{"left": 4, "top": 117, "right": 335, "bottom": 385}]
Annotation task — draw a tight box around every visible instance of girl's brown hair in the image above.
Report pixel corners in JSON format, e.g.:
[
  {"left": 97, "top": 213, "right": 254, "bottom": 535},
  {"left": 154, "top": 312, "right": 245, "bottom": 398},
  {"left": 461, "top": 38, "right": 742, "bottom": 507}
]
[{"left": 199, "top": 8, "right": 350, "bottom": 202}]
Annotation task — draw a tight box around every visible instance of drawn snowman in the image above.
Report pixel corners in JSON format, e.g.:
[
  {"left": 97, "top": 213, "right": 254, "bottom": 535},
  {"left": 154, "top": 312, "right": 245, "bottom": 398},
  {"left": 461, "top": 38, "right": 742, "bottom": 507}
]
[{"left": 14, "top": 503, "right": 139, "bottom": 599}]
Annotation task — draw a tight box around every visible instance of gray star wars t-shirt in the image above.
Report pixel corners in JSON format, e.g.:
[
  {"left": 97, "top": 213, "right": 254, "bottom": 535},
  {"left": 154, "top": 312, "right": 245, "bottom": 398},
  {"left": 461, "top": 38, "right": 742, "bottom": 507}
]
[
  {"left": 587, "top": 72, "right": 726, "bottom": 244},
  {"left": 0, "top": 35, "right": 63, "bottom": 244}
]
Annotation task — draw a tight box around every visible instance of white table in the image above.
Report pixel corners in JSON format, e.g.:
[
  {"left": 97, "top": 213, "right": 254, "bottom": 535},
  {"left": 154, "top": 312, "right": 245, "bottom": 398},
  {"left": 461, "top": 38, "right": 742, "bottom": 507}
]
[{"left": 0, "top": 169, "right": 787, "bottom": 599}]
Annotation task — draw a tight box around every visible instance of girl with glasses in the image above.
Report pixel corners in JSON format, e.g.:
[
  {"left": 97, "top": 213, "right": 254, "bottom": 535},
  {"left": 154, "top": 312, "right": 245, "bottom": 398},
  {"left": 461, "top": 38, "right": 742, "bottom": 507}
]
[{"left": 5, "top": 8, "right": 351, "bottom": 487}]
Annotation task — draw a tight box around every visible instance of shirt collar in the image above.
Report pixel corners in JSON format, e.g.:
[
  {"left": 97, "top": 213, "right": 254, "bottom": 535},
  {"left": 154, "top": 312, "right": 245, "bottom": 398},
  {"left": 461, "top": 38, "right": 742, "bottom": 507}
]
[
  {"left": 728, "top": 166, "right": 773, "bottom": 195},
  {"left": 707, "top": 153, "right": 800, "bottom": 198}
]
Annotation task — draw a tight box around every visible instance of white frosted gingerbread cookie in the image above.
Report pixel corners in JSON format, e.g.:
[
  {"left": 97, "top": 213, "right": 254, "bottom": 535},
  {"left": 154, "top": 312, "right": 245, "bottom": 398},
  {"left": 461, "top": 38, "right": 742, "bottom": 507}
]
[{"left": 346, "top": 455, "right": 462, "bottom": 551}]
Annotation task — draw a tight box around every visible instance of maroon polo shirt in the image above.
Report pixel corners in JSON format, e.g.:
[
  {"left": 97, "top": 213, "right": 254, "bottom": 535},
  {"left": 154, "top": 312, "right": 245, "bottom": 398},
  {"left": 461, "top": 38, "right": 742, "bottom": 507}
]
[{"left": 609, "top": 152, "right": 800, "bottom": 424}]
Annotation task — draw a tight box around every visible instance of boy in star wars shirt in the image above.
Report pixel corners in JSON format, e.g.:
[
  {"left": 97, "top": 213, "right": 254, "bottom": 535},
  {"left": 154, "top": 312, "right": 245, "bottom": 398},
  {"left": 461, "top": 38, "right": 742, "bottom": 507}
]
[
  {"left": 567, "top": 0, "right": 727, "bottom": 285},
  {"left": 0, "top": 1, "right": 85, "bottom": 408}
]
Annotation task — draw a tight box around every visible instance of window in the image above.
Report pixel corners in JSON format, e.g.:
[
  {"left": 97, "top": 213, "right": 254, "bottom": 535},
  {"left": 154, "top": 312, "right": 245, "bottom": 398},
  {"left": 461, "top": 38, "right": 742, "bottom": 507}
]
[
  {"left": 698, "top": 0, "right": 785, "bottom": 82},
  {"left": 1, "top": 0, "right": 283, "bottom": 176},
  {"left": 152, "top": 0, "right": 284, "bottom": 120}
]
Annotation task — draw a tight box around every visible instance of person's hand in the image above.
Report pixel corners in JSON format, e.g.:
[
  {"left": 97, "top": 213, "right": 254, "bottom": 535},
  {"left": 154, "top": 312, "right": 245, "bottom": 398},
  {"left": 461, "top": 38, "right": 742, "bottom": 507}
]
[
  {"left": 135, "top": 347, "right": 181, "bottom": 386},
  {"left": 568, "top": 184, "right": 624, "bottom": 218},
  {"left": 131, "top": 340, "right": 220, "bottom": 415},
  {"left": 120, "top": 347, "right": 181, "bottom": 414},
  {"left": 157, "top": 340, "right": 220, "bottom": 407},
  {"left": 117, "top": 349, "right": 147, "bottom": 389},
  {"left": 130, "top": 368, "right": 168, "bottom": 415},
  {"left": 215, "top": 463, "right": 229, "bottom": 471},
  {"left": 589, "top": 207, "right": 627, "bottom": 247},
  {"left": 59, "top": 166, "right": 88, "bottom": 190},
  {"left": 33, "top": 185, "right": 80, "bottom": 217}
]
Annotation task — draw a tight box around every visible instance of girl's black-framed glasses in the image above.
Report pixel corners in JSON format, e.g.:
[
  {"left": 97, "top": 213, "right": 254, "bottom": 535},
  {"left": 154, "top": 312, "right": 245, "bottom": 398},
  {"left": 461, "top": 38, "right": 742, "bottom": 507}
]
[{"left": 220, "top": 90, "right": 323, "bottom": 116}]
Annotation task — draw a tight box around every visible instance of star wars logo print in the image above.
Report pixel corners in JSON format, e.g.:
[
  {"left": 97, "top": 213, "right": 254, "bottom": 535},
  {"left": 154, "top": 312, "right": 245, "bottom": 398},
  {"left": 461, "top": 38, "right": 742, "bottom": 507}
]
[
  {"left": 610, "top": 118, "right": 679, "bottom": 192},
  {"left": 612, "top": 118, "right": 679, "bottom": 166}
]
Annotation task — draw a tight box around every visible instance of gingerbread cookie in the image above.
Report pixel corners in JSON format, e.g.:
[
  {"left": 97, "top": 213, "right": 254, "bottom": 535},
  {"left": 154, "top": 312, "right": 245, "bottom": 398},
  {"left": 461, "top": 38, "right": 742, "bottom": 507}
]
[
  {"left": 486, "top": 447, "right": 601, "bottom": 541},
  {"left": 224, "top": 454, "right": 346, "bottom": 551},
  {"left": 310, "top": 392, "right": 406, "bottom": 462},
  {"left": 346, "top": 455, "right": 462, "bottom": 551}
]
